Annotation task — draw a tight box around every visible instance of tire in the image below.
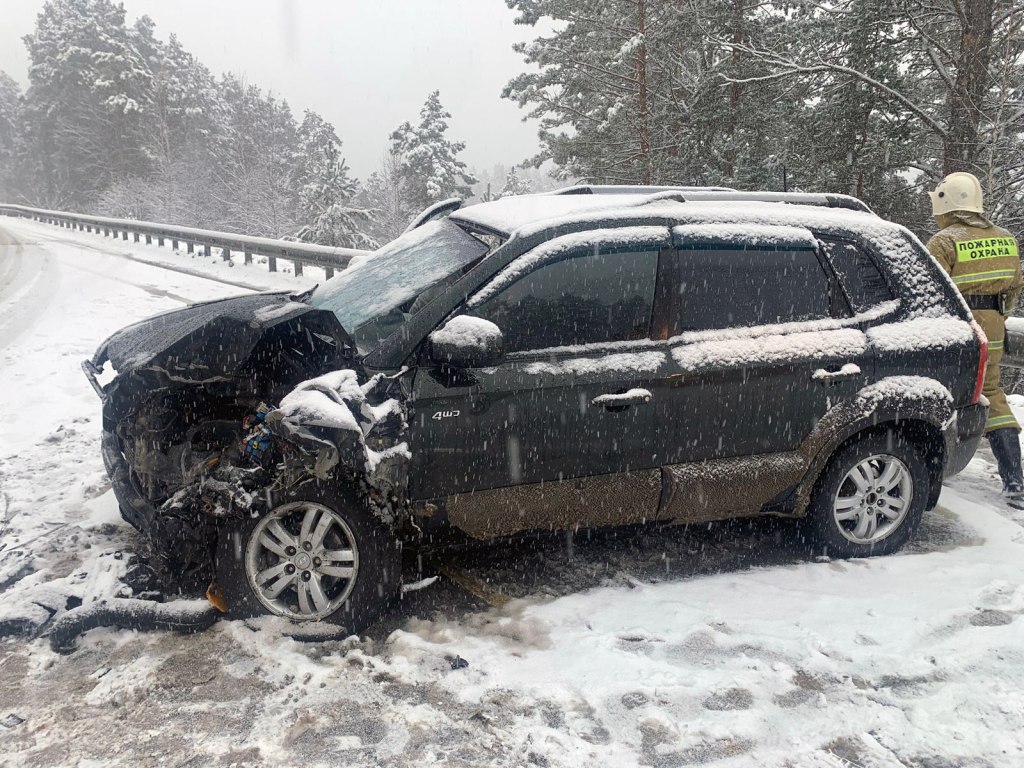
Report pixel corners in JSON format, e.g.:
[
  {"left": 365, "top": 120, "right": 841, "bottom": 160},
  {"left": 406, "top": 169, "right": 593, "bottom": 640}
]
[
  {"left": 215, "top": 481, "right": 400, "bottom": 633},
  {"left": 805, "top": 432, "right": 929, "bottom": 558}
]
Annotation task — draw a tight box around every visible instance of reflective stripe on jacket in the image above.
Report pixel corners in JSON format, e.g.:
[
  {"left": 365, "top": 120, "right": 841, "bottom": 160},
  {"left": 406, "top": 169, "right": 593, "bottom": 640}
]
[{"left": 926, "top": 212, "right": 1024, "bottom": 307}]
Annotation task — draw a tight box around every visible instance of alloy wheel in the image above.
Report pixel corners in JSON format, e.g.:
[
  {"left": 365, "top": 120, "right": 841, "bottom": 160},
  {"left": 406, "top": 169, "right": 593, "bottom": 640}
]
[
  {"left": 244, "top": 501, "right": 360, "bottom": 620},
  {"left": 833, "top": 454, "right": 914, "bottom": 545}
]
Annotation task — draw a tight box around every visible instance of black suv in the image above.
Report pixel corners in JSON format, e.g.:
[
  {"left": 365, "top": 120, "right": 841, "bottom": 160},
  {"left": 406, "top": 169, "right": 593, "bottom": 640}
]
[{"left": 84, "top": 187, "right": 988, "bottom": 630}]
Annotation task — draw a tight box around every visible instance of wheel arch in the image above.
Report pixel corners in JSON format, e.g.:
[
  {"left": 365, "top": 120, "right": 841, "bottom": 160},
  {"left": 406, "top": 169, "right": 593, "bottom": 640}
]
[{"left": 790, "top": 405, "right": 951, "bottom": 517}]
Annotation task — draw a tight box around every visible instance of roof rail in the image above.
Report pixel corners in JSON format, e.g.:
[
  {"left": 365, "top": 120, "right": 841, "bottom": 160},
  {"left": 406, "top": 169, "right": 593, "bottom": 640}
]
[
  {"left": 665, "top": 190, "right": 874, "bottom": 214},
  {"left": 549, "top": 185, "right": 873, "bottom": 214},
  {"left": 552, "top": 184, "right": 736, "bottom": 196}
]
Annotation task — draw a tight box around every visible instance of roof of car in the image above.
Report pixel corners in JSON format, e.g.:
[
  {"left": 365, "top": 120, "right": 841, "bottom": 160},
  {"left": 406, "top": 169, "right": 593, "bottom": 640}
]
[{"left": 450, "top": 188, "right": 880, "bottom": 239}]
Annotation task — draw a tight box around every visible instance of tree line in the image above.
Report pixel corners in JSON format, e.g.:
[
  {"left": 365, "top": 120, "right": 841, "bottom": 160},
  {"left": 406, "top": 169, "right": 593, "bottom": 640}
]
[
  {"left": 0, "top": 0, "right": 488, "bottom": 247},
  {"left": 6, "top": 1, "right": 1017, "bottom": 246},
  {"left": 504, "top": 0, "right": 1024, "bottom": 234}
]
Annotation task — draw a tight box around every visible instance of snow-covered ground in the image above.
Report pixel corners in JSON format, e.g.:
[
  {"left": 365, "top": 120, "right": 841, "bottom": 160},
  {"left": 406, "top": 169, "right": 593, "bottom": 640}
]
[{"left": 1, "top": 215, "right": 1023, "bottom": 767}]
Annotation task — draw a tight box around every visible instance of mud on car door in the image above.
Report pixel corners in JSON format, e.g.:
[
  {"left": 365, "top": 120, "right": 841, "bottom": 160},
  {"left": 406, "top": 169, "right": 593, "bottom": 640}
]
[
  {"left": 651, "top": 226, "right": 878, "bottom": 520},
  {"left": 407, "top": 228, "right": 674, "bottom": 538}
]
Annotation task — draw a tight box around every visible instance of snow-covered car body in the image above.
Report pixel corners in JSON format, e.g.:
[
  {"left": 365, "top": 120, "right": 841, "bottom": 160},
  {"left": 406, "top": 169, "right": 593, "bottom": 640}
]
[{"left": 86, "top": 187, "right": 988, "bottom": 627}]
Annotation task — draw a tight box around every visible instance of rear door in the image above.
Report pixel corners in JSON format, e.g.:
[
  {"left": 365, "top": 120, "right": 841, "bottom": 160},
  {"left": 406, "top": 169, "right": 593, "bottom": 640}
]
[
  {"left": 408, "top": 228, "right": 673, "bottom": 522},
  {"left": 653, "top": 226, "right": 874, "bottom": 467}
]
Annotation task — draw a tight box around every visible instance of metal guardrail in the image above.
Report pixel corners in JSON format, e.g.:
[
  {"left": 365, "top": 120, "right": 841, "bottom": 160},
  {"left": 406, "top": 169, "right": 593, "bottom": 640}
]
[{"left": 0, "top": 204, "right": 369, "bottom": 279}]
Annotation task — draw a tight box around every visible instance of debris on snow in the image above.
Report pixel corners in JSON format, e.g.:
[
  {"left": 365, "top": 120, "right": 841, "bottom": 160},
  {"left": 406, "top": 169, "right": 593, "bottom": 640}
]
[{"left": 49, "top": 598, "right": 218, "bottom": 654}]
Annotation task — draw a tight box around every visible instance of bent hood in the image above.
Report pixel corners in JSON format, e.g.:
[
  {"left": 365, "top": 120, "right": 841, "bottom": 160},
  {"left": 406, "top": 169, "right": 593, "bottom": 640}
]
[{"left": 86, "top": 292, "right": 354, "bottom": 392}]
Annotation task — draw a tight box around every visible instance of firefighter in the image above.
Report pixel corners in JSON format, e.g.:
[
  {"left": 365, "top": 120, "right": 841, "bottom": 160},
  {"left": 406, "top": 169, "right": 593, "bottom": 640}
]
[{"left": 927, "top": 172, "right": 1024, "bottom": 502}]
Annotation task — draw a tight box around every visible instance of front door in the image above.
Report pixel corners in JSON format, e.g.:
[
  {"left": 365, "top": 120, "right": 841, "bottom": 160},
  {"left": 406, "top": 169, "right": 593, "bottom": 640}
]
[{"left": 407, "top": 230, "right": 673, "bottom": 535}]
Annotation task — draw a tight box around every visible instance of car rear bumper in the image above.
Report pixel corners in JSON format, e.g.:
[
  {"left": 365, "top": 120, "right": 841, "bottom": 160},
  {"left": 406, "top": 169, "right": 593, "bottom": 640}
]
[
  {"left": 944, "top": 402, "right": 988, "bottom": 478},
  {"left": 101, "top": 429, "right": 157, "bottom": 534}
]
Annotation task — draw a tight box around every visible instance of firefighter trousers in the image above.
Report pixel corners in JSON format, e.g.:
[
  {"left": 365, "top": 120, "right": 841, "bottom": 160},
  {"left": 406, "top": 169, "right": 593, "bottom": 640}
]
[{"left": 973, "top": 309, "right": 1020, "bottom": 432}]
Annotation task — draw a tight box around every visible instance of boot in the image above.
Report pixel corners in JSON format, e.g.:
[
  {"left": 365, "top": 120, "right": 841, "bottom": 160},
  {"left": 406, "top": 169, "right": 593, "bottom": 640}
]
[{"left": 986, "top": 427, "right": 1024, "bottom": 499}]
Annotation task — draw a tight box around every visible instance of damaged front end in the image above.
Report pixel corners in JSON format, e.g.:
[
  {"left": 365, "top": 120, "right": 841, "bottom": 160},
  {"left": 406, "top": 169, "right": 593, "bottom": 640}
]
[{"left": 86, "top": 292, "right": 411, "bottom": 593}]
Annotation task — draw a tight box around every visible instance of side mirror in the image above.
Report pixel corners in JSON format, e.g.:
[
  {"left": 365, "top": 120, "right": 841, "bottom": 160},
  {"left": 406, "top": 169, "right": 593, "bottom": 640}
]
[{"left": 429, "top": 316, "right": 505, "bottom": 369}]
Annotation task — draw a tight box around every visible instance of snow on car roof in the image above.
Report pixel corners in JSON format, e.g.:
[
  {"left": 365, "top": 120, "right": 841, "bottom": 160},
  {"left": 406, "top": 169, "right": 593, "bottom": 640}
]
[
  {"left": 451, "top": 193, "right": 655, "bottom": 234},
  {"left": 452, "top": 192, "right": 880, "bottom": 238}
]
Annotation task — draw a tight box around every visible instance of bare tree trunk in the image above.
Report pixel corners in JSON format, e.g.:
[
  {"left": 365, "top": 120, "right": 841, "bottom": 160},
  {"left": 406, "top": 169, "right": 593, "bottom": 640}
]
[
  {"left": 636, "top": 0, "right": 651, "bottom": 184},
  {"left": 944, "top": 0, "right": 995, "bottom": 173},
  {"left": 724, "top": 0, "right": 744, "bottom": 180}
]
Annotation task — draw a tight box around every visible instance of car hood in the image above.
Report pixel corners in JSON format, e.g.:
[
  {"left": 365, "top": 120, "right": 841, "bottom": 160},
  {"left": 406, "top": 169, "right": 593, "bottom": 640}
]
[{"left": 86, "top": 292, "right": 354, "bottom": 391}]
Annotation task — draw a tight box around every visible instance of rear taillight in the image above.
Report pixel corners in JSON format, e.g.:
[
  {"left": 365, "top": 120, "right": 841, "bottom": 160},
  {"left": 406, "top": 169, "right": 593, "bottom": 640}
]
[{"left": 971, "top": 320, "right": 988, "bottom": 405}]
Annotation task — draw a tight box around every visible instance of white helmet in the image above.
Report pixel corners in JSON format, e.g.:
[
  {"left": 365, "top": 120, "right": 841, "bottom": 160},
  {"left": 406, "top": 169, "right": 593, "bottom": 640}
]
[{"left": 930, "top": 172, "right": 984, "bottom": 216}]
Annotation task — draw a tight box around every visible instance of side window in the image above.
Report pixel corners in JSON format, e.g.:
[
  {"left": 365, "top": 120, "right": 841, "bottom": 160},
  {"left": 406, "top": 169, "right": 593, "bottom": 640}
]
[
  {"left": 674, "top": 248, "right": 831, "bottom": 332},
  {"left": 819, "top": 238, "right": 894, "bottom": 313},
  {"left": 470, "top": 247, "right": 659, "bottom": 353}
]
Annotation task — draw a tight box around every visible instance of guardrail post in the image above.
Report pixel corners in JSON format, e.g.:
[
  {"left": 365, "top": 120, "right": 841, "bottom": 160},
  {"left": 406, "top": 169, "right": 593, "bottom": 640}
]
[
  {"left": 244, "top": 249, "right": 252, "bottom": 265},
  {"left": 294, "top": 260, "right": 304, "bottom": 277},
  {"left": 133, "top": 232, "right": 140, "bottom": 243},
  {"left": 221, "top": 247, "right": 231, "bottom": 262},
  {"left": 204, "top": 244, "right": 211, "bottom": 258},
  {"left": 268, "top": 256, "right": 277, "bottom": 272},
  {"left": 187, "top": 242, "right": 194, "bottom": 254},
  {"left": 122, "top": 230, "right": 129, "bottom": 241},
  {"left": 172, "top": 238, "right": 178, "bottom": 250},
  {"left": 145, "top": 234, "right": 152, "bottom": 245},
  {"left": 325, "top": 267, "right": 335, "bottom": 280},
  {"left": 158, "top": 236, "right": 164, "bottom": 247}
]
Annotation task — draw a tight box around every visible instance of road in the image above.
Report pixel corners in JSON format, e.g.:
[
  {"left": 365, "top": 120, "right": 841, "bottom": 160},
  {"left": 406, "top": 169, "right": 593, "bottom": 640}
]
[{"left": 1, "top": 217, "right": 1023, "bottom": 768}]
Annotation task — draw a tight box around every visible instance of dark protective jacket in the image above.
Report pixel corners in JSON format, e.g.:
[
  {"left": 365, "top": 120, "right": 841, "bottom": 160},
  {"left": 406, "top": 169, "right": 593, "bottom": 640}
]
[{"left": 927, "top": 211, "right": 1023, "bottom": 432}]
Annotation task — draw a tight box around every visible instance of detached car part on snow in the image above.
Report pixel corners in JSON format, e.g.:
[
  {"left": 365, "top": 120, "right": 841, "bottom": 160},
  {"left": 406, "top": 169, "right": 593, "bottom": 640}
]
[{"left": 86, "top": 186, "right": 989, "bottom": 632}]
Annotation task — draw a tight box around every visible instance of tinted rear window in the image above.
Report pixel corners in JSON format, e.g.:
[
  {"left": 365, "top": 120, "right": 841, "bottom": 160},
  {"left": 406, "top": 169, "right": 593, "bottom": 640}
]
[
  {"left": 674, "top": 248, "right": 831, "bottom": 332},
  {"left": 820, "top": 238, "right": 894, "bottom": 313}
]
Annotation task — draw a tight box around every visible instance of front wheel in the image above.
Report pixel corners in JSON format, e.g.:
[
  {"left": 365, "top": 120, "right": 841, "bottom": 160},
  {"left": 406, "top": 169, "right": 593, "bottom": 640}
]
[
  {"left": 805, "top": 432, "right": 929, "bottom": 558},
  {"left": 216, "top": 484, "right": 400, "bottom": 632}
]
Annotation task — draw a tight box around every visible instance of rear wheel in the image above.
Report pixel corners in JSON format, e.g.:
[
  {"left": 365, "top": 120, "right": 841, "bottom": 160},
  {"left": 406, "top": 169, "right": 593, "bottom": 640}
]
[
  {"left": 806, "top": 433, "right": 929, "bottom": 558},
  {"left": 216, "top": 483, "right": 400, "bottom": 632}
]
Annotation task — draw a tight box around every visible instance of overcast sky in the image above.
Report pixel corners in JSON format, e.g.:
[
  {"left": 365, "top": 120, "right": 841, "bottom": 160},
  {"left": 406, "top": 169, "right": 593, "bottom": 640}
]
[{"left": 0, "top": 0, "right": 544, "bottom": 178}]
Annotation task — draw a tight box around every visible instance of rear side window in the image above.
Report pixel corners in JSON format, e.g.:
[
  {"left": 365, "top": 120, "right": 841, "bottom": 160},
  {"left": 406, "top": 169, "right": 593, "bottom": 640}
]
[
  {"left": 673, "top": 248, "right": 831, "bottom": 332},
  {"left": 820, "top": 238, "right": 894, "bottom": 313},
  {"left": 470, "top": 248, "right": 659, "bottom": 352}
]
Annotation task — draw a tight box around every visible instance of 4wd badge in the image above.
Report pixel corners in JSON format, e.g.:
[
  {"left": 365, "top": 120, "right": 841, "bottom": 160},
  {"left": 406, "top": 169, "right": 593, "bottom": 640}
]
[{"left": 432, "top": 410, "right": 461, "bottom": 421}]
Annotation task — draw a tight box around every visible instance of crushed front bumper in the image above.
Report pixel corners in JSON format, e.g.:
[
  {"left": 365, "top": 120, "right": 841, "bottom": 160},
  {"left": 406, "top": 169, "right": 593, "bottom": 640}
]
[{"left": 101, "top": 430, "right": 158, "bottom": 533}]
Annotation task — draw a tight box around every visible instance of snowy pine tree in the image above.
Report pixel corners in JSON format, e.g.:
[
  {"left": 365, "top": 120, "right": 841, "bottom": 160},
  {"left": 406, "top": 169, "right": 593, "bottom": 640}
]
[
  {"left": 390, "top": 91, "right": 477, "bottom": 212},
  {"left": 499, "top": 166, "right": 532, "bottom": 197},
  {"left": 0, "top": 72, "right": 22, "bottom": 201},
  {"left": 22, "top": 0, "right": 152, "bottom": 207},
  {"left": 291, "top": 110, "right": 376, "bottom": 249},
  {"left": 359, "top": 150, "right": 415, "bottom": 245}
]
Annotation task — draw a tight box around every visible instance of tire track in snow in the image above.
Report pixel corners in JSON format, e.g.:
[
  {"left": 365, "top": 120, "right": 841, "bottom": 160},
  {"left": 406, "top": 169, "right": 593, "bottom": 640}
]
[{"left": 0, "top": 225, "right": 60, "bottom": 350}]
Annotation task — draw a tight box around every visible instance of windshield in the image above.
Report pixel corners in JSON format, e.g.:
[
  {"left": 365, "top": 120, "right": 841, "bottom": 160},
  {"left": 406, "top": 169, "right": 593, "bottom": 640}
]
[{"left": 310, "top": 219, "right": 490, "bottom": 352}]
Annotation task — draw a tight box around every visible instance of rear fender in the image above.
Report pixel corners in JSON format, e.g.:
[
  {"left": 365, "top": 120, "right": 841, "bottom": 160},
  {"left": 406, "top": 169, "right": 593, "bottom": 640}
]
[{"left": 785, "top": 377, "right": 954, "bottom": 516}]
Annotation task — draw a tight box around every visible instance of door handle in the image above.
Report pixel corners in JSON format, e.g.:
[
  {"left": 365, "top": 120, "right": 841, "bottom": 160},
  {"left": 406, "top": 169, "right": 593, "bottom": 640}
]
[
  {"left": 591, "top": 388, "right": 653, "bottom": 411},
  {"left": 812, "top": 363, "right": 862, "bottom": 383}
]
